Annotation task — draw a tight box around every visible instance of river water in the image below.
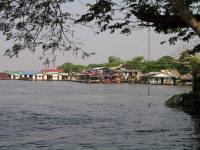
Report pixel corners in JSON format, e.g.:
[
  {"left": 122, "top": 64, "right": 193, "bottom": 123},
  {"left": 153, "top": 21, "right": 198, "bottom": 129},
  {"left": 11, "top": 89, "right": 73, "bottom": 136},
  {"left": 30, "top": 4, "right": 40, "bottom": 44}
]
[{"left": 0, "top": 80, "right": 199, "bottom": 149}]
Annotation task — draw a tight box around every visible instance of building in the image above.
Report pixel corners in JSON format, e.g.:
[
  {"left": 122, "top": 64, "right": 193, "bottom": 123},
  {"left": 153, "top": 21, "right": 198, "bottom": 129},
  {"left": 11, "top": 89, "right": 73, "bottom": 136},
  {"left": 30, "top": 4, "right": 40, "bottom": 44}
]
[
  {"left": 32, "top": 68, "right": 67, "bottom": 81},
  {"left": 9, "top": 71, "right": 21, "bottom": 80},
  {"left": 19, "top": 71, "right": 38, "bottom": 80},
  {"left": 180, "top": 73, "right": 193, "bottom": 85},
  {"left": 58, "top": 73, "right": 70, "bottom": 81},
  {"left": 41, "top": 68, "right": 64, "bottom": 73},
  {"left": 33, "top": 72, "right": 69, "bottom": 81},
  {"left": 148, "top": 70, "right": 180, "bottom": 85},
  {"left": 0, "top": 72, "right": 10, "bottom": 80},
  {"left": 149, "top": 72, "right": 176, "bottom": 85},
  {"left": 33, "top": 73, "right": 48, "bottom": 81},
  {"left": 111, "top": 64, "right": 141, "bottom": 83},
  {"left": 77, "top": 67, "right": 112, "bottom": 83}
]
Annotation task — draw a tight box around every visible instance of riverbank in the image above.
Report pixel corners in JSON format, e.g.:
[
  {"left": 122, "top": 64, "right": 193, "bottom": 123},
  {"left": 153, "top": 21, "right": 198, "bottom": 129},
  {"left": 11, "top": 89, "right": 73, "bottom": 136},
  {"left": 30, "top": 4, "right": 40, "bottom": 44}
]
[{"left": 165, "top": 93, "right": 200, "bottom": 116}]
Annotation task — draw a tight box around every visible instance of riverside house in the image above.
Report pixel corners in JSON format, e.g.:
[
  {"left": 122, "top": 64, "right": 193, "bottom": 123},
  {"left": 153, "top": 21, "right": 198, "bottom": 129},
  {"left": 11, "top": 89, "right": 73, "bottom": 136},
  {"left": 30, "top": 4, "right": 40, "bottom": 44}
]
[
  {"left": 19, "top": 71, "right": 38, "bottom": 80},
  {"left": 76, "top": 67, "right": 112, "bottom": 83},
  {"left": 45, "top": 72, "right": 69, "bottom": 81},
  {"left": 180, "top": 73, "right": 193, "bottom": 85},
  {"left": 76, "top": 65, "right": 141, "bottom": 83},
  {"left": 111, "top": 64, "right": 141, "bottom": 83},
  {"left": 78, "top": 67, "right": 107, "bottom": 83},
  {"left": 33, "top": 68, "right": 69, "bottom": 81},
  {"left": 147, "top": 70, "right": 181, "bottom": 85},
  {"left": 0, "top": 72, "right": 10, "bottom": 80},
  {"left": 33, "top": 73, "right": 48, "bottom": 81},
  {"left": 9, "top": 71, "right": 21, "bottom": 80}
]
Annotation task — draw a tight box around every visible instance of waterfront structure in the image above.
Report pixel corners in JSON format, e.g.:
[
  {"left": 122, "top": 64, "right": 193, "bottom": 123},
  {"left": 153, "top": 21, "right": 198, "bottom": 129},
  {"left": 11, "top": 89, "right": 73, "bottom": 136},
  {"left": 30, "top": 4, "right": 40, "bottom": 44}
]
[
  {"left": 41, "top": 68, "right": 64, "bottom": 73},
  {"left": 75, "top": 65, "right": 141, "bottom": 83},
  {"left": 76, "top": 67, "right": 112, "bottom": 83},
  {"left": 0, "top": 72, "right": 10, "bottom": 80},
  {"left": 2, "top": 67, "right": 189, "bottom": 86},
  {"left": 9, "top": 71, "right": 21, "bottom": 80},
  {"left": 19, "top": 71, "right": 38, "bottom": 80},
  {"left": 32, "top": 68, "right": 67, "bottom": 81},
  {"left": 33, "top": 72, "right": 69, "bottom": 81},
  {"left": 139, "top": 72, "right": 160, "bottom": 84},
  {"left": 140, "top": 70, "right": 181, "bottom": 85},
  {"left": 111, "top": 64, "right": 141, "bottom": 83},
  {"left": 45, "top": 72, "right": 69, "bottom": 81},
  {"left": 78, "top": 72, "right": 101, "bottom": 83},
  {"left": 180, "top": 74, "right": 193, "bottom": 85},
  {"left": 58, "top": 73, "right": 70, "bottom": 81},
  {"left": 33, "top": 73, "right": 48, "bottom": 81},
  {"left": 149, "top": 72, "right": 177, "bottom": 85}
]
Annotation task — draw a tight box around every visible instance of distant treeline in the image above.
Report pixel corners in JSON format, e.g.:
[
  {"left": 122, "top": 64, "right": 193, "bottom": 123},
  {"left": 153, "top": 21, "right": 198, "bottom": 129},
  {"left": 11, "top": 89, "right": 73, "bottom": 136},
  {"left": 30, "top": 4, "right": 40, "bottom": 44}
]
[{"left": 57, "top": 55, "right": 190, "bottom": 74}]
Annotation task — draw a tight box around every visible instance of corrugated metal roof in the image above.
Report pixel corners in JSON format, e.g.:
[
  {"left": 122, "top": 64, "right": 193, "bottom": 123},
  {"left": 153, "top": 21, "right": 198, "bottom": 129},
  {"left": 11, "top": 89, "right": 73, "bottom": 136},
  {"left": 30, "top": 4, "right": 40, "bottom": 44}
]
[
  {"left": 153, "top": 73, "right": 173, "bottom": 78},
  {"left": 20, "top": 71, "right": 39, "bottom": 75},
  {"left": 41, "top": 68, "right": 64, "bottom": 73},
  {"left": 181, "top": 74, "right": 193, "bottom": 80}
]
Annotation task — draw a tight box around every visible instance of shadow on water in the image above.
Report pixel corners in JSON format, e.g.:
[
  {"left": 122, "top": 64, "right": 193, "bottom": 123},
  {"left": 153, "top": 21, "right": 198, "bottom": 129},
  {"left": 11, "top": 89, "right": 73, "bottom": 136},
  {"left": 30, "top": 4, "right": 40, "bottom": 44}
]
[{"left": 190, "top": 117, "right": 200, "bottom": 149}]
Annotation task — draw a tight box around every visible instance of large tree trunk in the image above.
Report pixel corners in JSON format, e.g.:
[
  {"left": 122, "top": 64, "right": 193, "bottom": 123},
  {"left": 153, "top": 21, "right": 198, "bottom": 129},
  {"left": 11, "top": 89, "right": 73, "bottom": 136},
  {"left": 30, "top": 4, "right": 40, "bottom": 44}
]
[
  {"left": 193, "top": 71, "right": 200, "bottom": 99},
  {"left": 169, "top": 0, "right": 200, "bottom": 97},
  {"left": 169, "top": 0, "right": 200, "bottom": 37}
]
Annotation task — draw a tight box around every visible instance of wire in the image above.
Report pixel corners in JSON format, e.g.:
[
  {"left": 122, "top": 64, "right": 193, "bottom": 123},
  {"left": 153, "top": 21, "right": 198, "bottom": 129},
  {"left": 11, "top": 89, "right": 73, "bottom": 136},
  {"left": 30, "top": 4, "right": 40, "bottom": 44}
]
[{"left": 148, "top": 25, "right": 151, "bottom": 96}]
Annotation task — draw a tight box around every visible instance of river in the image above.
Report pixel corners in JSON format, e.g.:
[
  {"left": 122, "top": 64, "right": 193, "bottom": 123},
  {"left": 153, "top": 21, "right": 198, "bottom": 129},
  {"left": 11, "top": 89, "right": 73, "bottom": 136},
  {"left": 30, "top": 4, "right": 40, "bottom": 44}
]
[{"left": 0, "top": 80, "right": 199, "bottom": 150}]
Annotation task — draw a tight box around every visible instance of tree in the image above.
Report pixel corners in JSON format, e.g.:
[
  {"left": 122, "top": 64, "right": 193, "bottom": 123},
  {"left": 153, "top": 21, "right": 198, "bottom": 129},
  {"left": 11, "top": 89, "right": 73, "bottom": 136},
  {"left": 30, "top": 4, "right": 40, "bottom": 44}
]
[
  {"left": 76, "top": 0, "right": 200, "bottom": 96},
  {"left": 106, "top": 56, "right": 124, "bottom": 67},
  {"left": 87, "top": 63, "right": 106, "bottom": 69},
  {"left": 57, "top": 62, "right": 86, "bottom": 73},
  {"left": 3, "top": 0, "right": 200, "bottom": 55},
  {"left": 179, "top": 52, "right": 200, "bottom": 97},
  {"left": 126, "top": 56, "right": 144, "bottom": 70},
  {"left": 77, "top": 0, "right": 200, "bottom": 53},
  {"left": 0, "top": 0, "right": 94, "bottom": 61},
  {"left": 87, "top": 56, "right": 124, "bottom": 69},
  {"left": 43, "top": 58, "right": 50, "bottom": 68}
]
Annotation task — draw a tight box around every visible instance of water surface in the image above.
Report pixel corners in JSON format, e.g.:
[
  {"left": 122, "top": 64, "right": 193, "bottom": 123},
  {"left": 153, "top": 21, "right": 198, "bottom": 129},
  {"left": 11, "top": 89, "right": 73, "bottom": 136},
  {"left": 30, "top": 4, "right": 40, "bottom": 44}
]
[{"left": 0, "top": 80, "right": 199, "bottom": 150}]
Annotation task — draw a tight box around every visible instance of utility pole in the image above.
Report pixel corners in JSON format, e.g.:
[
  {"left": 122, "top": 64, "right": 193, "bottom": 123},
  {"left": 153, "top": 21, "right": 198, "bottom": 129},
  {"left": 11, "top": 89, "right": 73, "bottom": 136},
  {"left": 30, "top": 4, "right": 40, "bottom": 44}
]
[{"left": 147, "top": 25, "right": 151, "bottom": 96}]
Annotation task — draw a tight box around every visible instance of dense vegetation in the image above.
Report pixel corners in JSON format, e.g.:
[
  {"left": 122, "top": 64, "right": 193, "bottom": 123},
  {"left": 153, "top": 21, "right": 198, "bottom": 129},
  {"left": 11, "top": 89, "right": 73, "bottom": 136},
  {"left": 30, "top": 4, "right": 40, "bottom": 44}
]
[
  {"left": 1, "top": 0, "right": 200, "bottom": 57},
  {"left": 57, "top": 62, "right": 86, "bottom": 73},
  {"left": 57, "top": 55, "right": 192, "bottom": 74}
]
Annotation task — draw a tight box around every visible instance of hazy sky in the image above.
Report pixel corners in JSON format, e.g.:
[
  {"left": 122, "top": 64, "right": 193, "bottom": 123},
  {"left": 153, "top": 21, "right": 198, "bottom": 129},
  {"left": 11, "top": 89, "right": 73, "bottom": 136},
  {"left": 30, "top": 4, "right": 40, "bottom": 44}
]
[{"left": 0, "top": 0, "right": 191, "bottom": 72}]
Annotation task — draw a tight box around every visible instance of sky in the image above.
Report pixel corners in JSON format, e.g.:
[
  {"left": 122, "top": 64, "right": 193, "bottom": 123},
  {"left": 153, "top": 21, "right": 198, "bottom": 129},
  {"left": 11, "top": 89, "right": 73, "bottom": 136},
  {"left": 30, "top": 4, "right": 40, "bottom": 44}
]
[{"left": 0, "top": 0, "right": 192, "bottom": 72}]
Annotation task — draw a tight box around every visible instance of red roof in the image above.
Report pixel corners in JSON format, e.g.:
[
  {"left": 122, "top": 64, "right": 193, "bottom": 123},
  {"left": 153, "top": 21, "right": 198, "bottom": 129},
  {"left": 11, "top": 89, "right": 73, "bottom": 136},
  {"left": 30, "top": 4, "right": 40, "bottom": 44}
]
[{"left": 41, "top": 68, "right": 64, "bottom": 73}]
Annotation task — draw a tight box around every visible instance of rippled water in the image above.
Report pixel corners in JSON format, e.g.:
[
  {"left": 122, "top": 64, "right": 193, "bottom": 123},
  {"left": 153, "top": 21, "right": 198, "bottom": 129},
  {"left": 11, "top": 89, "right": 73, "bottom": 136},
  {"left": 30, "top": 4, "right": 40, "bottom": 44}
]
[{"left": 0, "top": 80, "right": 199, "bottom": 149}]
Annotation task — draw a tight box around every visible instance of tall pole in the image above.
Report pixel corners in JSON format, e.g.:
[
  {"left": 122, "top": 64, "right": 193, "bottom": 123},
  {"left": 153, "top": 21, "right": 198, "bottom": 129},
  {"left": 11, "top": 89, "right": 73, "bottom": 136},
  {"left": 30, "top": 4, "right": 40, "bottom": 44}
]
[{"left": 147, "top": 25, "right": 151, "bottom": 96}]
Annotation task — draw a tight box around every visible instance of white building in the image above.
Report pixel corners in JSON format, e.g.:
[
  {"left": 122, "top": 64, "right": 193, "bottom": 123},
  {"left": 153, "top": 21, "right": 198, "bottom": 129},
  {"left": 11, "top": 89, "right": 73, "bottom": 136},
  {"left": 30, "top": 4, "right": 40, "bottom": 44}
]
[
  {"left": 33, "top": 73, "right": 48, "bottom": 81},
  {"left": 149, "top": 72, "right": 178, "bottom": 85}
]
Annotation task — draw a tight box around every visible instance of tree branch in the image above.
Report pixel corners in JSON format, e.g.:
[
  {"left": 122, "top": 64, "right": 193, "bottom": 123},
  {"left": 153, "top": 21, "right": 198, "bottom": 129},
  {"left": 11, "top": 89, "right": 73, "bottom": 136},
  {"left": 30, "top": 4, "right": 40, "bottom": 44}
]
[{"left": 169, "top": 0, "right": 200, "bottom": 37}]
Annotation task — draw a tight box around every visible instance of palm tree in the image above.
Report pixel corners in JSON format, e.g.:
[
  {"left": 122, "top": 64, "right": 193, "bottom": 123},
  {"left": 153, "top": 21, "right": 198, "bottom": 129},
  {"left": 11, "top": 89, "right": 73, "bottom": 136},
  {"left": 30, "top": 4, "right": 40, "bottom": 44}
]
[{"left": 43, "top": 58, "right": 50, "bottom": 68}]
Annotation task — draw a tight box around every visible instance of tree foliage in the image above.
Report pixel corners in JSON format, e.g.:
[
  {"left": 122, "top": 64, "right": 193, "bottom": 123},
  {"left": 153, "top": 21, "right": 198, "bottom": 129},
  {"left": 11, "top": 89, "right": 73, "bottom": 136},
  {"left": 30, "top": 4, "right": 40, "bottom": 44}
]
[
  {"left": 0, "top": 0, "right": 71, "bottom": 56},
  {"left": 179, "top": 51, "right": 200, "bottom": 72},
  {"left": 1, "top": 0, "right": 200, "bottom": 58},
  {"left": 57, "top": 62, "right": 86, "bottom": 73},
  {"left": 107, "top": 56, "right": 124, "bottom": 67},
  {"left": 126, "top": 56, "right": 144, "bottom": 70},
  {"left": 87, "top": 56, "right": 124, "bottom": 68},
  {"left": 58, "top": 55, "right": 191, "bottom": 75},
  {"left": 0, "top": 0, "right": 95, "bottom": 60},
  {"left": 77, "top": 0, "right": 200, "bottom": 53},
  {"left": 126, "top": 55, "right": 190, "bottom": 74}
]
